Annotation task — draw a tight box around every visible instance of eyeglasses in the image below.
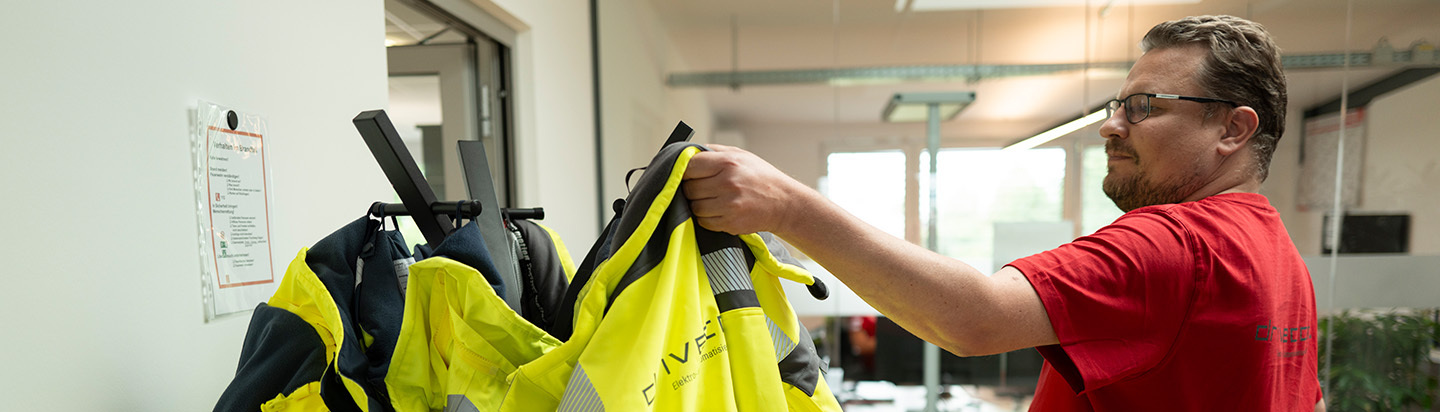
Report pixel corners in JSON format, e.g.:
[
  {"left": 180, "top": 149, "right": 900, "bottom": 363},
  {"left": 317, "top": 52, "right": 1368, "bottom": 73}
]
[{"left": 1105, "top": 93, "right": 1239, "bottom": 124}]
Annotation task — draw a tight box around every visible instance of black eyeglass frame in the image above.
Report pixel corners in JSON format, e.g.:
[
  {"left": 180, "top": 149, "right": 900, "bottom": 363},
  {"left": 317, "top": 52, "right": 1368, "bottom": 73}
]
[{"left": 1105, "top": 93, "right": 1240, "bottom": 124}]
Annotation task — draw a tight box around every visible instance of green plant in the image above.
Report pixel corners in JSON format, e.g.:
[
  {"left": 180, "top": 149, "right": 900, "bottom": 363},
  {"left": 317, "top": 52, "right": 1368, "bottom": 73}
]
[{"left": 1320, "top": 309, "right": 1439, "bottom": 412}]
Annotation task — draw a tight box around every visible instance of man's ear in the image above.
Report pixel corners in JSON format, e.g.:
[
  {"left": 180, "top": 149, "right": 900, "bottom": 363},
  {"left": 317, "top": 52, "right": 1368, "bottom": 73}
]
[{"left": 1219, "top": 106, "right": 1259, "bottom": 156}]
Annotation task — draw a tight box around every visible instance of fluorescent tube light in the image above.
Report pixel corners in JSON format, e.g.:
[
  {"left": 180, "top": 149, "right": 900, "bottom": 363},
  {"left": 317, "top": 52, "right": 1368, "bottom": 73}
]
[{"left": 1003, "top": 109, "right": 1106, "bottom": 151}]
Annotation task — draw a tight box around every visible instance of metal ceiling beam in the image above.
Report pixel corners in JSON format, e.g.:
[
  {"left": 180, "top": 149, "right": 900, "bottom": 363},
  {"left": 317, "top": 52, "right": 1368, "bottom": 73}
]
[
  {"left": 1304, "top": 67, "right": 1440, "bottom": 118},
  {"left": 667, "top": 51, "right": 1437, "bottom": 88}
]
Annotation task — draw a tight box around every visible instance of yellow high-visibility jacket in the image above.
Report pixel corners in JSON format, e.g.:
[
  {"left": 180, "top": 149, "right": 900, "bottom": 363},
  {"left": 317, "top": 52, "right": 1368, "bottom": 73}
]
[
  {"left": 217, "top": 214, "right": 412, "bottom": 412},
  {"left": 386, "top": 143, "right": 840, "bottom": 411},
  {"left": 217, "top": 215, "right": 513, "bottom": 412},
  {"left": 267, "top": 248, "right": 365, "bottom": 410}
]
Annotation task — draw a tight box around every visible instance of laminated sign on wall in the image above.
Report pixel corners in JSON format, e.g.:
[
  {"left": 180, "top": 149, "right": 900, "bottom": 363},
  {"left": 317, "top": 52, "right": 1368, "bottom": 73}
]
[
  {"left": 192, "top": 101, "right": 277, "bottom": 321},
  {"left": 1298, "top": 108, "right": 1366, "bottom": 211}
]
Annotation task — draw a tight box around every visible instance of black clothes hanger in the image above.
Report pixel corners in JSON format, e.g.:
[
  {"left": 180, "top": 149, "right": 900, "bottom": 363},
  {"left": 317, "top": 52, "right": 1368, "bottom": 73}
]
[
  {"left": 368, "top": 201, "right": 484, "bottom": 221},
  {"left": 663, "top": 121, "right": 694, "bottom": 147},
  {"left": 354, "top": 109, "right": 532, "bottom": 312},
  {"left": 353, "top": 111, "right": 540, "bottom": 240},
  {"left": 354, "top": 110, "right": 455, "bottom": 246}
]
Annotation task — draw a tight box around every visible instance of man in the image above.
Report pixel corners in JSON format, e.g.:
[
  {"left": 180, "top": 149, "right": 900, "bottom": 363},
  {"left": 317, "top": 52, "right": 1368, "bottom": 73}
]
[{"left": 681, "top": 15, "right": 1322, "bottom": 410}]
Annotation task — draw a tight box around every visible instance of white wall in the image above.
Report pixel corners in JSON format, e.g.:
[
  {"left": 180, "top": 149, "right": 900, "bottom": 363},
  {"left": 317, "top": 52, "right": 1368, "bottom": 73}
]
[
  {"left": 1358, "top": 74, "right": 1440, "bottom": 254},
  {"left": 1260, "top": 99, "right": 1314, "bottom": 252},
  {"left": 487, "top": 0, "right": 601, "bottom": 242},
  {"left": 741, "top": 123, "right": 833, "bottom": 190},
  {"left": 0, "top": 0, "right": 389, "bottom": 410},
  {"left": 597, "top": 0, "right": 714, "bottom": 206},
  {"left": 1268, "top": 74, "right": 1440, "bottom": 256}
]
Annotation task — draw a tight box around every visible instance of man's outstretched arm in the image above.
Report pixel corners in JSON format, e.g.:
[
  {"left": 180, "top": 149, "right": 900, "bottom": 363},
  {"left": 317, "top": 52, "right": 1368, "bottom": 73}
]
[{"left": 682, "top": 144, "right": 1058, "bottom": 356}]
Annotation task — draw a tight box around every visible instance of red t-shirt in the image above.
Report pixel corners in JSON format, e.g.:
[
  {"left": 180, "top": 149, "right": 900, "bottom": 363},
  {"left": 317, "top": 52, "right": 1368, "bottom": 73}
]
[{"left": 1008, "top": 193, "right": 1320, "bottom": 411}]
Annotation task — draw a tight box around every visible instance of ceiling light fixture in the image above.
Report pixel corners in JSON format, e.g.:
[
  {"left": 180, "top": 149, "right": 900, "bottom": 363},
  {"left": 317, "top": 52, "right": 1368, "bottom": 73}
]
[
  {"left": 881, "top": 91, "right": 975, "bottom": 123},
  {"left": 1003, "top": 109, "right": 1106, "bottom": 151}
]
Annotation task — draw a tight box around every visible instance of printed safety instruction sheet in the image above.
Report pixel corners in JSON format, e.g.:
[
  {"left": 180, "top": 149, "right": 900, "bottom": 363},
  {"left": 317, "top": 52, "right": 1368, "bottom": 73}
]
[{"left": 193, "top": 101, "right": 277, "bottom": 321}]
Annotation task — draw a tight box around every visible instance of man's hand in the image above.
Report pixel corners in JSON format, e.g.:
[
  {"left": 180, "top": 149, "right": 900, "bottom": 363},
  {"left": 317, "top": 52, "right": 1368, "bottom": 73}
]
[{"left": 682, "top": 144, "right": 815, "bottom": 236}]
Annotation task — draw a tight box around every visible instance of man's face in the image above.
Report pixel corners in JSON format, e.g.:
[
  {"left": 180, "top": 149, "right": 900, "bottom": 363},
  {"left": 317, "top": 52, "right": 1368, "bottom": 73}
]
[{"left": 1099, "top": 45, "right": 1230, "bottom": 212}]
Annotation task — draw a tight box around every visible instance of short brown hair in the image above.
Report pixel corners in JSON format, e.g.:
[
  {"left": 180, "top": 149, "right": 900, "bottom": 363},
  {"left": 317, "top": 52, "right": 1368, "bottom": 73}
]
[{"left": 1141, "top": 15, "right": 1288, "bottom": 181}]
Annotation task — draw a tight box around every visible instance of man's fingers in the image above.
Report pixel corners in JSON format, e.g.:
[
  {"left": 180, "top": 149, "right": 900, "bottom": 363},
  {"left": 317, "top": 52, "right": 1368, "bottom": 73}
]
[
  {"left": 685, "top": 144, "right": 751, "bottom": 180},
  {"left": 693, "top": 215, "right": 739, "bottom": 235},
  {"left": 687, "top": 193, "right": 727, "bottom": 217},
  {"left": 682, "top": 144, "right": 770, "bottom": 235},
  {"left": 689, "top": 197, "right": 726, "bottom": 230},
  {"left": 681, "top": 177, "right": 720, "bottom": 202},
  {"left": 683, "top": 151, "right": 726, "bottom": 180}
]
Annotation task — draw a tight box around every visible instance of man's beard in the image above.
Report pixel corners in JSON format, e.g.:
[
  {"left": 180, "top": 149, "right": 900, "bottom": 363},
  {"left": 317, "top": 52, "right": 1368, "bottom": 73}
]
[{"left": 1102, "top": 141, "right": 1200, "bottom": 212}]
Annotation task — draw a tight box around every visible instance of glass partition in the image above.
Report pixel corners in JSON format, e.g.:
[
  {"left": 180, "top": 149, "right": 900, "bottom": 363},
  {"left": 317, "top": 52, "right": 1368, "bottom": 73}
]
[{"left": 1312, "top": 3, "right": 1440, "bottom": 410}]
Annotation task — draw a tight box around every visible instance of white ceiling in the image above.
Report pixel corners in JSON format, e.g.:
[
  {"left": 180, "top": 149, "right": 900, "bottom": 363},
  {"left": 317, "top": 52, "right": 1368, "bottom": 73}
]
[
  {"left": 647, "top": 0, "right": 1440, "bottom": 140},
  {"left": 383, "top": 0, "right": 469, "bottom": 47}
]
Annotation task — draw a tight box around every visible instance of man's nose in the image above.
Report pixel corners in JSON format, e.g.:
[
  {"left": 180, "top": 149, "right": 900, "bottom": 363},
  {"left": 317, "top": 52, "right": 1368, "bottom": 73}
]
[{"left": 1099, "top": 109, "right": 1128, "bottom": 140}]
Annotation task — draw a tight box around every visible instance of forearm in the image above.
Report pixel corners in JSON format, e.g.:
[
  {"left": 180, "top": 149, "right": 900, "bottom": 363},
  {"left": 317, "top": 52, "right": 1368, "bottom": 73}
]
[
  {"left": 680, "top": 145, "right": 1053, "bottom": 354},
  {"left": 774, "top": 189, "right": 1013, "bottom": 356}
]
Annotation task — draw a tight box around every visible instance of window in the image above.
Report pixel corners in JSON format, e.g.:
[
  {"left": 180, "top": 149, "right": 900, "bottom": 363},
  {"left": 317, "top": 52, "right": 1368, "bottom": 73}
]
[
  {"left": 1081, "top": 145, "right": 1124, "bottom": 235},
  {"left": 824, "top": 151, "right": 907, "bottom": 239},
  {"left": 823, "top": 147, "right": 1067, "bottom": 274},
  {"left": 919, "top": 148, "right": 1066, "bottom": 273}
]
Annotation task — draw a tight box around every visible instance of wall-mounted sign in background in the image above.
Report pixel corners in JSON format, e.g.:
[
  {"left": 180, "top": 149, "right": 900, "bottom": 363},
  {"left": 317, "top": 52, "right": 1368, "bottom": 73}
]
[
  {"left": 1299, "top": 108, "right": 1366, "bottom": 211},
  {"left": 192, "top": 101, "right": 276, "bottom": 321}
]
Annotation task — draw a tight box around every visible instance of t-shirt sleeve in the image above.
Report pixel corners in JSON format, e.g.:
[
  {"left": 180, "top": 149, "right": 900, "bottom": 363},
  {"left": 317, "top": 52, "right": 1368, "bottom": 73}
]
[{"left": 1007, "top": 210, "right": 1197, "bottom": 394}]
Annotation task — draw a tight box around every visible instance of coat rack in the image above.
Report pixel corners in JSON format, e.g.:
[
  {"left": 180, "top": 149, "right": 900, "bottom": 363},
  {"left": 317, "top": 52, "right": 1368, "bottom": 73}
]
[
  {"left": 352, "top": 111, "right": 542, "bottom": 236},
  {"left": 354, "top": 109, "right": 531, "bottom": 309},
  {"left": 354, "top": 110, "right": 455, "bottom": 246}
]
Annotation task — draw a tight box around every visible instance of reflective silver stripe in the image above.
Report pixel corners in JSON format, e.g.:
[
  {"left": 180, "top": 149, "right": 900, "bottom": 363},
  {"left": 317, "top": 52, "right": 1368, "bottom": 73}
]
[
  {"left": 354, "top": 257, "right": 364, "bottom": 288},
  {"left": 444, "top": 395, "right": 481, "bottom": 412},
  {"left": 767, "top": 316, "right": 797, "bottom": 363},
  {"left": 702, "top": 247, "right": 753, "bottom": 294},
  {"left": 558, "top": 365, "right": 605, "bottom": 412}
]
